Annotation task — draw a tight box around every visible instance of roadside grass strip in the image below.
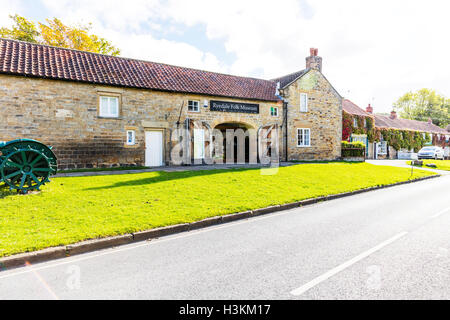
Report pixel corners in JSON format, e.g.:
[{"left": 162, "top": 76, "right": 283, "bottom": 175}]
[
  {"left": 0, "top": 162, "right": 435, "bottom": 257},
  {"left": 409, "top": 160, "right": 450, "bottom": 171}
]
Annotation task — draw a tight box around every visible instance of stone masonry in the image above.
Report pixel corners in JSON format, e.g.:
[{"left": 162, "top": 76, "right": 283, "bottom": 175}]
[
  {"left": 0, "top": 74, "right": 286, "bottom": 169},
  {"left": 282, "top": 70, "right": 342, "bottom": 161},
  {"left": 0, "top": 47, "right": 342, "bottom": 169}
]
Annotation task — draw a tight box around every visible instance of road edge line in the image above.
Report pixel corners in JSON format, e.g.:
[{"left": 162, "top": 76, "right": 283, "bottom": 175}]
[{"left": 290, "top": 231, "right": 409, "bottom": 296}]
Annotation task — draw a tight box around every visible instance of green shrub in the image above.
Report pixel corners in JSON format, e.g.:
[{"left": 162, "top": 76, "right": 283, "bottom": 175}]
[{"left": 341, "top": 141, "right": 365, "bottom": 157}]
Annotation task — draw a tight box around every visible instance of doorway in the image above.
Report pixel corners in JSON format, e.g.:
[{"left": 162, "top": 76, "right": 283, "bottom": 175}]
[
  {"left": 215, "top": 122, "right": 252, "bottom": 164},
  {"left": 145, "top": 130, "right": 164, "bottom": 167}
]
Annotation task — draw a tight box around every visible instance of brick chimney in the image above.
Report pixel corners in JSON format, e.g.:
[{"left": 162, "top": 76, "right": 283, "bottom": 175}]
[
  {"left": 428, "top": 118, "right": 433, "bottom": 124},
  {"left": 366, "top": 104, "right": 373, "bottom": 114},
  {"left": 306, "top": 48, "right": 322, "bottom": 72},
  {"left": 390, "top": 111, "right": 397, "bottom": 119}
]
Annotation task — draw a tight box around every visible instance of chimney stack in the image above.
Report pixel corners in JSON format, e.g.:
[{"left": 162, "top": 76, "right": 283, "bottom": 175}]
[
  {"left": 306, "top": 48, "right": 322, "bottom": 72},
  {"left": 366, "top": 104, "right": 373, "bottom": 114},
  {"left": 428, "top": 118, "right": 433, "bottom": 124},
  {"left": 390, "top": 111, "right": 397, "bottom": 119}
]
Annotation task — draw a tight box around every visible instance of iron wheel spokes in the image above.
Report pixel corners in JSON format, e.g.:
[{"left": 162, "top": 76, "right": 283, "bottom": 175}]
[
  {"left": 21, "top": 151, "right": 28, "bottom": 165},
  {"left": 29, "top": 154, "right": 43, "bottom": 166},
  {"left": 4, "top": 170, "right": 21, "bottom": 180},
  {"left": 1, "top": 148, "right": 51, "bottom": 192}
]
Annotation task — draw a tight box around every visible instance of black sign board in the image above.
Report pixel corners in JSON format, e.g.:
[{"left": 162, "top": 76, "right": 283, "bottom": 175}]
[{"left": 210, "top": 100, "right": 259, "bottom": 114}]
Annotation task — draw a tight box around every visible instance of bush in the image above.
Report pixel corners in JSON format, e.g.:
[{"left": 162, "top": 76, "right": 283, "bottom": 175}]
[{"left": 341, "top": 141, "right": 365, "bottom": 157}]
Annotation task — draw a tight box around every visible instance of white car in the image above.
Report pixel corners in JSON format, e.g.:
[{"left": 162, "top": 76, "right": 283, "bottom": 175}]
[{"left": 417, "top": 146, "right": 445, "bottom": 160}]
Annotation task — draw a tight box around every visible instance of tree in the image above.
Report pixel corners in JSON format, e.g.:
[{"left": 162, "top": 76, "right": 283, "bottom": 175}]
[
  {"left": 0, "top": 14, "right": 120, "bottom": 56},
  {"left": 394, "top": 88, "right": 450, "bottom": 128}
]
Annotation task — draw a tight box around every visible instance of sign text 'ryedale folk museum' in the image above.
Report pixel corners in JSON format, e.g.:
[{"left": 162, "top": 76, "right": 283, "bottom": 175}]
[{"left": 210, "top": 100, "right": 260, "bottom": 114}]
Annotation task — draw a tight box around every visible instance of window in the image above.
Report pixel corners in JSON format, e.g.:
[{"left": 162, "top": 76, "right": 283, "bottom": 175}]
[
  {"left": 300, "top": 93, "right": 308, "bottom": 112},
  {"left": 188, "top": 100, "right": 200, "bottom": 112},
  {"left": 99, "top": 96, "right": 119, "bottom": 118},
  {"left": 353, "top": 118, "right": 358, "bottom": 127},
  {"left": 364, "top": 118, "right": 367, "bottom": 128},
  {"left": 377, "top": 141, "right": 387, "bottom": 155},
  {"left": 297, "top": 128, "right": 311, "bottom": 147},
  {"left": 270, "top": 107, "right": 278, "bottom": 117},
  {"left": 126, "top": 130, "right": 135, "bottom": 145}
]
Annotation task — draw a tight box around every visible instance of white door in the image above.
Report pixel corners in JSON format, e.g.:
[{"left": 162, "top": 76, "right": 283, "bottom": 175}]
[
  {"left": 193, "top": 128, "right": 205, "bottom": 159},
  {"left": 145, "top": 131, "right": 163, "bottom": 167}
]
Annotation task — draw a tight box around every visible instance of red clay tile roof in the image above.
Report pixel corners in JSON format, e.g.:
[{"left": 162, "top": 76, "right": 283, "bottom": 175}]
[
  {"left": 0, "top": 38, "right": 279, "bottom": 102},
  {"left": 271, "top": 69, "right": 309, "bottom": 89},
  {"left": 375, "top": 114, "right": 449, "bottom": 134},
  {"left": 342, "top": 99, "right": 372, "bottom": 117}
]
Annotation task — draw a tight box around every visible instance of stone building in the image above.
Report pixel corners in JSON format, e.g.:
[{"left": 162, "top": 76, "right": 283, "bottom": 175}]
[
  {"left": 273, "top": 48, "right": 343, "bottom": 161},
  {"left": 342, "top": 99, "right": 450, "bottom": 159},
  {"left": 0, "top": 38, "right": 342, "bottom": 169}
]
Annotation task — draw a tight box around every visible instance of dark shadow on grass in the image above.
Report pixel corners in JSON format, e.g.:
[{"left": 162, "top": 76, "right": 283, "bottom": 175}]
[
  {"left": 0, "top": 184, "right": 16, "bottom": 199},
  {"left": 84, "top": 166, "right": 265, "bottom": 191}
]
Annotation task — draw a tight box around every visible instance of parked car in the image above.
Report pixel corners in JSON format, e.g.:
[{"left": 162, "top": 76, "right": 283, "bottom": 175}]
[{"left": 417, "top": 146, "right": 445, "bottom": 160}]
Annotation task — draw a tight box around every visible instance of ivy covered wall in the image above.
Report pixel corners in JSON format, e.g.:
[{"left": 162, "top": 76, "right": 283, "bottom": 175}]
[{"left": 341, "top": 111, "right": 440, "bottom": 152}]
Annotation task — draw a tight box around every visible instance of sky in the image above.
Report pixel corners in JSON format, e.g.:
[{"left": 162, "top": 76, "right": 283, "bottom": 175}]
[{"left": 1, "top": 0, "right": 449, "bottom": 113}]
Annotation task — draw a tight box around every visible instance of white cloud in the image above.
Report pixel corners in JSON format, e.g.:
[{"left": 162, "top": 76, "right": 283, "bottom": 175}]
[
  {"left": 39, "top": 0, "right": 228, "bottom": 72},
  {"left": 0, "top": 0, "right": 24, "bottom": 27},
  {"left": 3, "top": 0, "right": 450, "bottom": 112},
  {"left": 161, "top": 0, "right": 450, "bottom": 112}
]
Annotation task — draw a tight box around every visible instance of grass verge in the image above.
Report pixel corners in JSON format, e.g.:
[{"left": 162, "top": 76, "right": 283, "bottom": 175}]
[
  {"left": 409, "top": 160, "right": 450, "bottom": 171},
  {"left": 0, "top": 162, "right": 435, "bottom": 257}
]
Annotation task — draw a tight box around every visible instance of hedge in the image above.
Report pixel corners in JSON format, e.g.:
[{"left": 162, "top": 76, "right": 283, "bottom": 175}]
[{"left": 342, "top": 141, "right": 365, "bottom": 157}]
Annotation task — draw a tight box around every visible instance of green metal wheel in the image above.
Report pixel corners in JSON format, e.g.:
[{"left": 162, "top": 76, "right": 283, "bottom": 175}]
[{"left": 0, "top": 146, "right": 55, "bottom": 192}]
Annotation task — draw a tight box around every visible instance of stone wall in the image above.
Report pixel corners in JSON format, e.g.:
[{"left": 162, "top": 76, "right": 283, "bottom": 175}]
[
  {"left": 0, "top": 74, "right": 286, "bottom": 169},
  {"left": 283, "top": 69, "right": 342, "bottom": 160}
]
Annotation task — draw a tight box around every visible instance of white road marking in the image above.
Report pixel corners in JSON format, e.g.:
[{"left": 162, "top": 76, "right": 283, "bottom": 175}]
[
  {"left": 2, "top": 201, "right": 448, "bottom": 281},
  {"left": 431, "top": 206, "right": 450, "bottom": 219},
  {"left": 290, "top": 231, "right": 408, "bottom": 296}
]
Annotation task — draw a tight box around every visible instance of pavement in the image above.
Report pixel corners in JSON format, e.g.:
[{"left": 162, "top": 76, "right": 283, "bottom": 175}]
[{"left": 1, "top": 168, "right": 449, "bottom": 299}]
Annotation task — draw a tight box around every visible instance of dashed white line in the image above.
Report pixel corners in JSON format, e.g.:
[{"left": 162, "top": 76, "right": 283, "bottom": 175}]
[
  {"left": 430, "top": 206, "right": 450, "bottom": 219},
  {"left": 290, "top": 231, "right": 408, "bottom": 296}
]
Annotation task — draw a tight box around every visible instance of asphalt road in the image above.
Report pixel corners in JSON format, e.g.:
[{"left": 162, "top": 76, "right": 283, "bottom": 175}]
[{"left": 1, "top": 173, "right": 449, "bottom": 300}]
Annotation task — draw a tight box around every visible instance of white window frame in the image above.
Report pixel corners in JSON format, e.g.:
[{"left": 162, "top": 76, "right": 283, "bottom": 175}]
[
  {"left": 271, "top": 106, "right": 279, "bottom": 117},
  {"left": 377, "top": 141, "right": 387, "bottom": 155},
  {"left": 300, "top": 93, "right": 308, "bottom": 112},
  {"left": 99, "top": 96, "right": 119, "bottom": 118},
  {"left": 297, "top": 128, "right": 311, "bottom": 147},
  {"left": 188, "top": 100, "right": 200, "bottom": 112},
  {"left": 353, "top": 118, "right": 358, "bottom": 127},
  {"left": 126, "top": 130, "right": 136, "bottom": 146}
]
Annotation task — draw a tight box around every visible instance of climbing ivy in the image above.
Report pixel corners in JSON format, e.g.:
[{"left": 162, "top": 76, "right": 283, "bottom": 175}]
[{"left": 342, "top": 111, "right": 433, "bottom": 152}]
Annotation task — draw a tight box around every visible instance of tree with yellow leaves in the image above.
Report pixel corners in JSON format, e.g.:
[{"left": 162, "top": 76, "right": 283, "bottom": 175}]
[{"left": 0, "top": 14, "right": 120, "bottom": 56}]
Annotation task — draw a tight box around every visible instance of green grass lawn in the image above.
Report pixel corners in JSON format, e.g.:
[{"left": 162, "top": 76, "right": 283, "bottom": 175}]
[
  {"left": 409, "top": 160, "right": 450, "bottom": 171},
  {"left": 0, "top": 162, "right": 435, "bottom": 257}
]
